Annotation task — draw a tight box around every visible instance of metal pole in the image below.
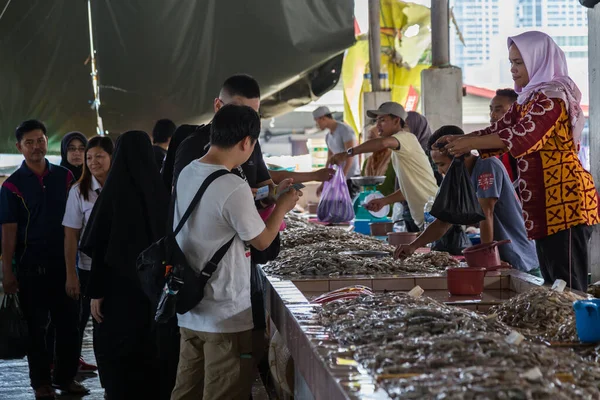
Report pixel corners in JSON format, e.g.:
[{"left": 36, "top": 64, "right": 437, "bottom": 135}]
[
  {"left": 368, "top": 0, "right": 382, "bottom": 91},
  {"left": 431, "top": 0, "right": 450, "bottom": 67},
  {"left": 588, "top": 5, "right": 600, "bottom": 283},
  {"left": 87, "top": 0, "right": 104, "bottom": 135}
]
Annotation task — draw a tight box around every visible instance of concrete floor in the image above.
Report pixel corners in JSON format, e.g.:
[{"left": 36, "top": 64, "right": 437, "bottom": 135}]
[
  {"left": 0, "top": 322, "right": 271, "bottom": 400},
  {"left": 0, "top": 323, "right": 104, "bottom": 400}
]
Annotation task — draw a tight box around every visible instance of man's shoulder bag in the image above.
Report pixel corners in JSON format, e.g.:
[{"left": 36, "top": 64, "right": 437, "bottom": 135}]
[{"left": 137, "top": 169, "right": 234, "bottom": 323}]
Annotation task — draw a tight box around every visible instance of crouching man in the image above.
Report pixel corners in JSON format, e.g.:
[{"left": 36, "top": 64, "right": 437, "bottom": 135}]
[{"left": 395, "top": 125, "right": 540, "bottom": 276}]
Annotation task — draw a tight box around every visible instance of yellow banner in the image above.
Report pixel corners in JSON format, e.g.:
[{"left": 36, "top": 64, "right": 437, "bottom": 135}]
[{"left": 342, "top": 0, "right": 431, "bottom": 136}]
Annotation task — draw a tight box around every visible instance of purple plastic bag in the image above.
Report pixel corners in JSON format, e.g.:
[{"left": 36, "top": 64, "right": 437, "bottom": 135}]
[{"left": 317, "top": 165, "right": 355, "bottom": 223}]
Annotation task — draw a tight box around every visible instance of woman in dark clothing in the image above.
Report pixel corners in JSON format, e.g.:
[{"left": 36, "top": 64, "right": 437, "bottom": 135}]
[
  {"left": 157, "top": 124, "right": 199, "bottom": 399},
  {"left": 161, "top": 124, "right": 199, "bottom": 191},
  {"left": 81, "top": 131, "right": 169, "bottom": 400},
  {"left": 60, "top": 132, "right": 88, "bottom": 180}
]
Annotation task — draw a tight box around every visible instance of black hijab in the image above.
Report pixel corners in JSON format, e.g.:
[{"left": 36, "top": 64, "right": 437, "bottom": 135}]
[
  {"left": 81, "top": 131, "right": 169, "bottom": 298},
  {"left": 60, "top": 131, "right": 88, "bottom": 180},
  {"left": 161, "top": 124, "right": 199, "bottom": 190}
]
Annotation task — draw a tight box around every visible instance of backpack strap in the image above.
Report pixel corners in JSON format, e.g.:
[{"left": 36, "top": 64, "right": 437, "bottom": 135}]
[
  {"left": 198, "top": 236, "right": 236, "bottom": 279},
  {"left": 173, "top": 169, "right": 231, "bottom": 237}
]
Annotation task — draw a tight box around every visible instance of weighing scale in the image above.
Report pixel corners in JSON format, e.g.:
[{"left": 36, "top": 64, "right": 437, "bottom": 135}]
[{"left": 350, "top": 176, "right": 392, "bottom": 235}]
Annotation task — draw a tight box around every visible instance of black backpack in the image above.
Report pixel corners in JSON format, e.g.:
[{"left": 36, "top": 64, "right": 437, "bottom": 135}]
[{"left": 137, "top": 169, "right": 234, "bottom": 322}]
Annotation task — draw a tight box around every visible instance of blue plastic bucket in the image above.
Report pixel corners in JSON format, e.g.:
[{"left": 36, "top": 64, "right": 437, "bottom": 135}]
[{"left": 573, "top": 299, "right": 600, "bottom": 343}]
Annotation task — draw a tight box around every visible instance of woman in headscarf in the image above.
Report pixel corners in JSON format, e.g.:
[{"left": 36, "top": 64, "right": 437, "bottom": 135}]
[
  {"left": 399, "top": 112, "right": 437, "bottom": 230},
  {"left": 60, "top": 132, "right": 88, "bottom": 180},
  {"left": 80, "top": 131, "right": 169, "bottom": 399},
  {"left": 161, "top": 124, "right": 199, "bottom": 191},
  {"left": 361, "top": 123, "right": 395, "bottom": 197},
  {"left": 405, "top": 111, "right": 432, "bottom": 152},
  {"left": 441, "top": 31, "right": 599, "bottom": 291}
]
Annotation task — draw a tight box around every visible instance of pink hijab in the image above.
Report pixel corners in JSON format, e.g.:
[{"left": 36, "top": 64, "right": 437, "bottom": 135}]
[{"left": 508, "top": 31, "right": 584, "bottom": 146}]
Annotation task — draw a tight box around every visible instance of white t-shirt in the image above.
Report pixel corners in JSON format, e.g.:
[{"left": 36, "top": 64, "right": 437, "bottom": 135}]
[
  {"left": 62, "top": 176, "right": 102, "bottom": 271},
  {"left": 175, "top": 161, "right": 266, "bottom": 334},
  {"left": 390, "top": 131, "right": 438, "bottom": 228}
]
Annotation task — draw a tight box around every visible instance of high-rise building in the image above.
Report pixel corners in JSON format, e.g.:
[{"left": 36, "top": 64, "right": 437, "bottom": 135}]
[{"left": 516, "top": 0, "right": 587, "bottom": 28}]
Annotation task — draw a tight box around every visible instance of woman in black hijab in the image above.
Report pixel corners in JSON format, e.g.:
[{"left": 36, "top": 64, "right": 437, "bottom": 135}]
[
  {"left": 80, "top": 131, "right": 169, "bottom": 400},
  {"left": 161, "top": 124, "right": 199, "bottom": 190},
  {"left": 60, "top": 132, "right": 88, "bottom": 180}
]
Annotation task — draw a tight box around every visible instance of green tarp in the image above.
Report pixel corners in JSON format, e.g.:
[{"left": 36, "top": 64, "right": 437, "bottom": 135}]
[{"left": 0, "top": 0, "right": 355, "bottom": 153}]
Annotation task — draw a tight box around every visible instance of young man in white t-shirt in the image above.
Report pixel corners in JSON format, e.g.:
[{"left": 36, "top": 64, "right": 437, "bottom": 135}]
[
  {"left": 170, "top": 104, "right": 300, "bottom": 400},
  {"left": 330, "top": 102, "right": 438, "bottom": 229}
]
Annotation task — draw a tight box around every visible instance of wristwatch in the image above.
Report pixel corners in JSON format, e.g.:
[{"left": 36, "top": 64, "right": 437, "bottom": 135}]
[{"left": 346, "top": 147, "right": 354, "bottom": 156}]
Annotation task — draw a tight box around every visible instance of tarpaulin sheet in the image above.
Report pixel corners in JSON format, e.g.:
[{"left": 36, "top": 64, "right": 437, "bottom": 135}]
[{"left": 0, "top": 0, "right": 355, "bottom": 153}]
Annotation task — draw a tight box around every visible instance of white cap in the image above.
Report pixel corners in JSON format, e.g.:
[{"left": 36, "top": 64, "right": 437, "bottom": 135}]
[{"left": 312, "top": 106, "right": 332, "bottom": 119}]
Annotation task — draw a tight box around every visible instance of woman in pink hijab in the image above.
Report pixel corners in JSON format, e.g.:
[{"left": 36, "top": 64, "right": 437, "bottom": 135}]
[{"left": 440, "top": 31, "right": 599, "bottom": 291}]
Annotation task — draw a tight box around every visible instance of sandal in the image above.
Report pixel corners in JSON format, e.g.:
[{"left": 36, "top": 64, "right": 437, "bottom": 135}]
[
  {"left": 35, "top": 385, "right": 57, "bottom": 400},
  {"left": 52, "top": 380, "right": 90, "bottom": 395}
]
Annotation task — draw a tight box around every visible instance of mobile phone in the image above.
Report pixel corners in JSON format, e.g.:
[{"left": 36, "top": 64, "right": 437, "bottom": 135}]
[{"left": 276, "top": 183, "right": 305, "bottom": 198}]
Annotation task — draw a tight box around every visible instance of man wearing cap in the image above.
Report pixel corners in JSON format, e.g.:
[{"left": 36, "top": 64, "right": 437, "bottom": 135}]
[
  {"left": 331, "top": 102, "right": 438, "bottom": 229},
  {"left": 313, "top": 106, "right": 361, "bottom": 198}
]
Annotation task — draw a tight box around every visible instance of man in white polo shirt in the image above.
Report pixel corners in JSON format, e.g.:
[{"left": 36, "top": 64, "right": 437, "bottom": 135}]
[
  {"left": 330, "top": 102, "right": 438, "bottom": 229},
  {"left": 312, "top": 106, "right": 361, "bottom": 198}
]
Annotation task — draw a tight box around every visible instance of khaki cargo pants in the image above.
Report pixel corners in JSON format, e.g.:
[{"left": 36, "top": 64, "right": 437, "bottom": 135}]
[{"left": 170, "top": 327, "right": 254, "bottom": 400}]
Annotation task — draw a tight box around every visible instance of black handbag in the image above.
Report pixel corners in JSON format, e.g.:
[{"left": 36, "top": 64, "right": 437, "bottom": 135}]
[
  {"left": 137, "top": 169, "right": 235, "bottom": 323},
  {"left": 0, "top": 294, "right": 28, "bottom": 360}
]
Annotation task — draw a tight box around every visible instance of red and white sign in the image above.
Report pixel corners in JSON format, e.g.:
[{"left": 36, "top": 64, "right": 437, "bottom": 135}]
[{"left": 404, "top": 85, "right": 420, "bottom": 112}]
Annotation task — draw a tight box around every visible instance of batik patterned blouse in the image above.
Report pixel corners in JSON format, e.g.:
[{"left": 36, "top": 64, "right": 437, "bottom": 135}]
[{"left": 474, "top": 92, "right": 599, "bottom": 240}]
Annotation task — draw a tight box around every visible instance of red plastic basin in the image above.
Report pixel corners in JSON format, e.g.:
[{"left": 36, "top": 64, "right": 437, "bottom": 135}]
[
  {"left": 447, "top": 266, "right": 486, "bottom": 296},
  {"left": 462, "top": 240, "right": 511, "bottom": 269}
]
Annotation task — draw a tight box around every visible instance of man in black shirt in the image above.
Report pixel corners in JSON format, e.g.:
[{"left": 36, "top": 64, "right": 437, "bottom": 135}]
[
  {"left": 152, "top": 118, "right": 176, "bottom": 170},
  {"left": 173, "top": 76, "right": 334, "bottom": 188},
  {"left": 172, "top": 74, "right": 332, "bottom": 393}
]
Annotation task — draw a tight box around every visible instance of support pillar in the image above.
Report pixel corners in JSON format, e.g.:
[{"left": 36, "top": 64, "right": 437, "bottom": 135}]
[
  {"left": 368, "top": 0, "right": 381, "bottom": 91},
  {"left": 421, "top": 0, "right": 462, "bottom": 131},
  {"left": 588, "top": 4, "right": 600, "bottom": 283}
]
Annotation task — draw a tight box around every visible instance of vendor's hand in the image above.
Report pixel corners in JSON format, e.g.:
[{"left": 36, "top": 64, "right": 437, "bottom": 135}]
[
  {"left": 316, "top": 183, "right": 324, "bottom": 197},
  {"left": 65, "top": 274, "right": 80, "bottom": 300},
  {"left": 251, "top": 188, "right": 258, "bottom": 196},
  {"left": 434, "top": 134, "right": 461, "bottom": 149},
  {"left": 314, "top": 168, "right": 335, "bottom": 182},
  {"left": 330, "top": 152, "right": 349, "bottom": 166},
  {"left": 394, "top": 244, "right": 417, "bottom": 260},
  {"left": 276, "top": 188, "right": 301, "bottom": 213},
  {"left": 365, "top": 198, "right": 386, "bottom": 212},
  {"left": 91, "top": 298, "right": 104, "bottom": 323},
  {"left": 2, "top": 271, "right": 19, "bottom": 294},
  {"left": 445, "top": 136, "right": 476, "bottom": 157}
]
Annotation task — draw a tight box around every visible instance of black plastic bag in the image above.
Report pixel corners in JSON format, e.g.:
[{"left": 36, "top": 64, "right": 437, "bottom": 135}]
[
  {"left": 0, "top": 294, "right": 28, "bottom": 359},
  {"left": 432, "top": 225, "right": 472, "bottom": 255},
  {"left": 430, "top": 156, "right": 485, "bottom": 225}
]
